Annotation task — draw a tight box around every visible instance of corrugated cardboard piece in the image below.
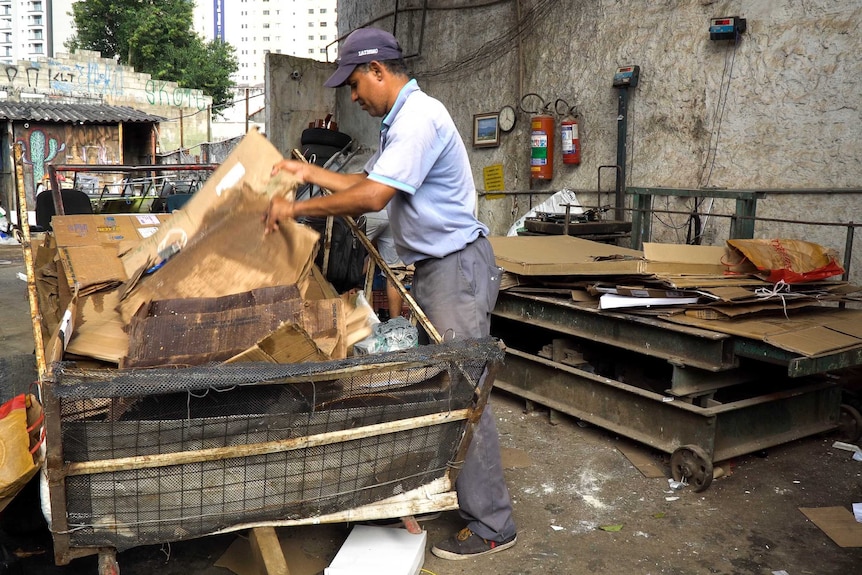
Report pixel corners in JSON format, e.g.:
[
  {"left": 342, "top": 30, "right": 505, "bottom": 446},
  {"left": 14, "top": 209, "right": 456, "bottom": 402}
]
[
  {"left": 53, "top": 213, "right": 167, "bottom": 249},
  {"left": 124, "top": 285, "right": 305, "bottom": 367},
  {"left": 118, "top": 185, "right": 319, "bottom": 323},
  {"left": 66, "top": 289, "right": 127, "bottom": 363},
  {"left": 666, "top": 308, "right": 862, "bottom": 356},
  {"left": 489, "top": 236, "right": 729, "bottom": 276},
  {"left": 120, "top": 128, "right": 290, "bottom": 277},
  {"left": 51, "top": 214, "right": 171, "bottom": 294},
  {"left": 799, "top": 507, "right": 862, "bottom": 547},
  {"left": 227, "top": 323, "right": 329, "bottom": 364}
]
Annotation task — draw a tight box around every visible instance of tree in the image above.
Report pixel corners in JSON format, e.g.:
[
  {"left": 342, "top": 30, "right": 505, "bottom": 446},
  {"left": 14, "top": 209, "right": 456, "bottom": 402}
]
[{"left": 66, "top": 0, "right": 238, "bottom": 113}]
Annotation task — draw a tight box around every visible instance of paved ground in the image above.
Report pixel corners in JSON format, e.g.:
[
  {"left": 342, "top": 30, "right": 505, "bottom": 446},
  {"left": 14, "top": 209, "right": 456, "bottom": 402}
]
[{"left": 1, "top": 243, "right": 861, "bottom": 575}]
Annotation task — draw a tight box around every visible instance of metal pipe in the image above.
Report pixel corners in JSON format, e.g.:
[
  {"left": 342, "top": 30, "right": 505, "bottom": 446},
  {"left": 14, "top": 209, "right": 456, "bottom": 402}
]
[
  {"left": 627, "top": 205, "right": 862, "bottom": 229},
  {"left": 13, "top": 143, "right": 47, "bottom": 380},
  {"left": 47, "top": 165, "right": 64, "bottom": 216},
  {"left": 615, "top": 88, "right": 630, "bottom": 220},
  {"left": 49, "top": 164, "right": 217, "bottom": 172}
]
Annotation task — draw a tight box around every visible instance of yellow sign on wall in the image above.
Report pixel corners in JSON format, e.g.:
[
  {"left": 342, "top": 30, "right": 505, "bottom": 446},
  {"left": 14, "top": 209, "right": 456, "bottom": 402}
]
[{"left": 483, "top": 164, "right": 505, "bottom": 193}]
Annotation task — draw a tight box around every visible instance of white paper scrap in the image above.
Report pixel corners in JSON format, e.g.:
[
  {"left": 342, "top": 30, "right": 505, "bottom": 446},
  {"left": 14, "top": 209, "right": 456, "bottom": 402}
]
[
  {"left": 599, "top": 293, "right": 699, "bottom": 310},
  {"left": 665, "top": 496, "right": 679, "bottom": 502},
  {"left": 853, "top": 502, "right": 862, "bottom": 523},
  {"left": 832, "top": 441, "right": 861, "bottom": 453},
  {"left": 854, "top": 451, "right": 862, "bottom": 462},
  {"left": 551, "top": 525, "right": 565, "bottom": 531}
]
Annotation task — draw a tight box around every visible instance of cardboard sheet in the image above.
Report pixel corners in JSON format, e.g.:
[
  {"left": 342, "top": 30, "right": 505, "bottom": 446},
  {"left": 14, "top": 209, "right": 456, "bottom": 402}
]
[
  {"left": 227, "top": 323, "right": 329, "bottom": 364},
  {"left": 67, "top": 289, "right": 127, "bottom": 364},
  {"left": 118, "top": 186, "right": 319, "bottom": 324},
  {"left": 123, "top": 285, "right": 304, "bottom": 367},
  {"left": 58, "top": 244, "right": 127, "bottom": 294},
  {"left": 120, "top": 128, "right": 296, "bottom": 278},
  {"left": 490, "top": 236, "right": 729, "bottom": 277},
  {"left": 664, "top": 308, "right": 862, "bottom": 356},
  {"left": 799, "top": 507, "right": 862, "bottom": 547},
  {"left": 52, "top": 213, "right": 169, "bottom": 249},
  {"left": 616, "top": 442, "right": 667, "bottom": 478}
]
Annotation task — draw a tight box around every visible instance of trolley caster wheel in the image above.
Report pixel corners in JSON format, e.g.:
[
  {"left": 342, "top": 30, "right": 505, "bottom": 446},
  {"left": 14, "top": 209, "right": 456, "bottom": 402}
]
[
  {"left": 837, "top": 404, "right": 862, "bottom": 444},
  {"left": 671, "top": 444, "right": 713, "bottom": 492}
]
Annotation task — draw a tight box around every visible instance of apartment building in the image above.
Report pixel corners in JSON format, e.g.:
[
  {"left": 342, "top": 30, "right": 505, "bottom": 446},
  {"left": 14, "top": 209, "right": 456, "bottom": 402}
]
[
  {"left": 194, "top": 0, "right": 338, "bottom": 87},
  {"left": 0, "top": 0, "right": 75, "bottom": 63}
]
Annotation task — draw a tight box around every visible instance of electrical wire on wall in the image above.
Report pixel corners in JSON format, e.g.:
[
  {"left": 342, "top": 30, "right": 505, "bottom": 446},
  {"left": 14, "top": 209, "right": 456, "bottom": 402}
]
[
  {"left": 687, "top": 28, "right": 741, "bottom": 244},
  {"left": 415, "top": 0, "right": 559, "bottom": 80}
]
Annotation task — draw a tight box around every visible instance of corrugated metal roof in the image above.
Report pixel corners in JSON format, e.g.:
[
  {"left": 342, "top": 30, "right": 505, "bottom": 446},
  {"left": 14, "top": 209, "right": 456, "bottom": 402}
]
[{"left": 0, "top": 102, "right": 164, "bottom": 124}]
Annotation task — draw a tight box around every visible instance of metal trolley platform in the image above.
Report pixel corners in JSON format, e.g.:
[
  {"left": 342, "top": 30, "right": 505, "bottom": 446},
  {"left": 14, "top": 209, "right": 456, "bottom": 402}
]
[{"left": 491, "top": 291, "right": 862, "bottom": 491}]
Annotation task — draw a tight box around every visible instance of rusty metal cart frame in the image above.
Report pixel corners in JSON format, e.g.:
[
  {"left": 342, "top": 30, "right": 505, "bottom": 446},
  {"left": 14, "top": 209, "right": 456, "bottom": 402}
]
[{"left": 13, "top": 144, "right": 501, "bottom": 572}]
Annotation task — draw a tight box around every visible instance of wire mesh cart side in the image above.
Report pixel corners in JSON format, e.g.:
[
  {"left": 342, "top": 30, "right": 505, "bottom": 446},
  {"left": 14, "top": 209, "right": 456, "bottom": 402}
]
[{"left": 39, "top": 339, "right": 504, "bottom": 566}]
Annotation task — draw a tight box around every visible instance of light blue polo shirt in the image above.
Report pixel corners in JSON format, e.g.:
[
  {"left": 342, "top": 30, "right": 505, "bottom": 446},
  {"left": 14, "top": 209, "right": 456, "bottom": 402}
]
[{"left": 364, "top": 79, "right": 488, "bottom": 264}]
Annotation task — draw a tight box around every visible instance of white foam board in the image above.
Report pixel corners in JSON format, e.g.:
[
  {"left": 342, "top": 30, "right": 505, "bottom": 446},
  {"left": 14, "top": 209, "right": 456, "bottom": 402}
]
[{"left": 325, "top": 525, "right": 426, "bottom": 575}]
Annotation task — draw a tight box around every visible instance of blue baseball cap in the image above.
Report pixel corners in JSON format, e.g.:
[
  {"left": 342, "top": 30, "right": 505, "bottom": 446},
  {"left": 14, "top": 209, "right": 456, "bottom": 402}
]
[{"left": 324, "top": 28, "right": 403, "bottom": 88}]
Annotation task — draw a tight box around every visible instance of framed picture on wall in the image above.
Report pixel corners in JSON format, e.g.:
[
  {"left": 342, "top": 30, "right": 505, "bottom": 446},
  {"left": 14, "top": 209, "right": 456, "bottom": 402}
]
[{"left": 473, "top": 112, "right": 500, "bottom": 148}]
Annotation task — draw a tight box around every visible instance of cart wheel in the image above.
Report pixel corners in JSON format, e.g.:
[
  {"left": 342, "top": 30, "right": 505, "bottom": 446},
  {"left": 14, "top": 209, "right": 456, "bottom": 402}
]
[
  {"left": 838, "top": 404, "right": 862, "bottom": 443},
  {"left": 671, "top": 444, "right": 713, "bottom": 492}
]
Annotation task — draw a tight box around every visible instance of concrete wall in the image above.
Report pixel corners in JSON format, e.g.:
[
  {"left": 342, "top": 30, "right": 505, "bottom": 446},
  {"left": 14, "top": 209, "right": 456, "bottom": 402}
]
[
  {"left": 331, "top": 0, "right": 862, "bottom": 282},
  {"left": 265, "top": 53, "right": 338, "bottom": 156},
  {"left": 0, "top": 50, "right": 212, "bottom": 152}
]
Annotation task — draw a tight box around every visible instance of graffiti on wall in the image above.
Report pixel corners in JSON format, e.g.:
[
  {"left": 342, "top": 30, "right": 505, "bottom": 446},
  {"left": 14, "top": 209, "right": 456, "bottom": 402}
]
[
  {"left": 3, "top": 60, "right": 125, "bottom": 98},
  {"left": 145, "top": 80, "right": 208, "bottom": 111},
  {"left": 16, "top": 124, "right": 120, "bottom": 191}
]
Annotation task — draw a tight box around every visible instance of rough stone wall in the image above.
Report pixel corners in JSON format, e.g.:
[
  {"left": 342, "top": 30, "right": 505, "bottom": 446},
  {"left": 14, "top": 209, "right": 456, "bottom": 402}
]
[
  {"left": 334, "top": 0, "right": 862, "bottom": 282},
  {"left": 0, "top": 50, "right": 212, "bottom": 153}
]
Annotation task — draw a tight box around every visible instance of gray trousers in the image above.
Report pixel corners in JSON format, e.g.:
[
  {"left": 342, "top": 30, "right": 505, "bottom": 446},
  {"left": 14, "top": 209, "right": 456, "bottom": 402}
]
[{"left": 412, "top": 236, "right": 517, "bottom": 542}]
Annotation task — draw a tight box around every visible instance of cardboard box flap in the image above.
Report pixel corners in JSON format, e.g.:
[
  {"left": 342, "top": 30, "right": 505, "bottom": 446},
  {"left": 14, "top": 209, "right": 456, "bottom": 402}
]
[
  {"left": 642, "top": 243, "right": 731, "bottom": 275},
  {"left": 53, "top": 214, "right": 169, "bottom": 248},
  {"left": 120, "top": 129, "right": 296, "bottom": 277},
  {"left": 643, "top": 242, "right": 729, "bottom": 265},
  {"left": 58, "top": 245, "right": 127, "bottom": 294},
  {"left": 799, "top": 507, "right": 862, "bottom": 548},
  {"left": 226, "top": 323, "right": 330, "bottom": 364}
]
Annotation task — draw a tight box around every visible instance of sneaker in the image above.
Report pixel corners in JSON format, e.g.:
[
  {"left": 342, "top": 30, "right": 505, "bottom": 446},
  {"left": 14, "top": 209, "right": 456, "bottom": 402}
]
[{"left": 431, "top": 527, "right": 517, "bottom": 560}]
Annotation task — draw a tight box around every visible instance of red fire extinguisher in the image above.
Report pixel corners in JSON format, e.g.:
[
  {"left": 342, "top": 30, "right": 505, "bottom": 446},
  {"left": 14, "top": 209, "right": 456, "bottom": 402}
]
[
  {"left": 530, "top": 114, "right": 554, "bottom": 180},
  {"left": 556, "top": 99, "right": 581, "bottom": 165},
  {"left": 561, "top": 115, "right": 581, "bottom": 165}
]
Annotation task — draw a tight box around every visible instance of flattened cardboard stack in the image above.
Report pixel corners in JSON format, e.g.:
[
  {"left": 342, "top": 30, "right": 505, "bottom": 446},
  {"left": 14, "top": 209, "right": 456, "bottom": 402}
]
[
  {"left": 490, "top": 235, "right": 862, "bottom": 358},
  {"left": 42, "top": 128, "right": 369, "bottom": 369}
]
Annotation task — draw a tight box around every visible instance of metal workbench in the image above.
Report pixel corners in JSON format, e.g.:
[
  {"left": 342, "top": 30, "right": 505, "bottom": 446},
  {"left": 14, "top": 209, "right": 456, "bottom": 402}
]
[{"left": 490, "top": 291, "right": 861, "bottom": 491}]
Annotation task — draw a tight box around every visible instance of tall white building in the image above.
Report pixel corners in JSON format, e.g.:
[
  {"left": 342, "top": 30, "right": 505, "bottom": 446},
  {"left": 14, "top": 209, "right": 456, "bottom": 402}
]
[
  {"left": 194, "top": 0, "right": 338, "bottom": 88},
  {"left": 0, "top": 0, "right": 78, "bottom": 64}
]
